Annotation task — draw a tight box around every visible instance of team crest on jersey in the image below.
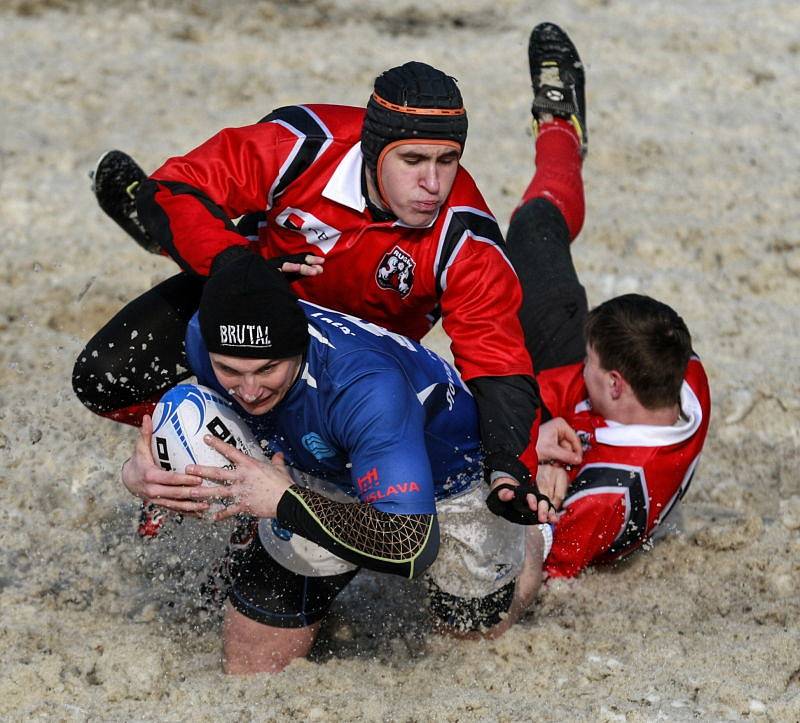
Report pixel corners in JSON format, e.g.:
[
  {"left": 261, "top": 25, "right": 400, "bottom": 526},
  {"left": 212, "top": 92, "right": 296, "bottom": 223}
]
[
  {"left": 376, "top": 246, "right": 415, "bottom": 298},
  {"left": 577, "top": 430, "right": 593, "bottom": 453}
]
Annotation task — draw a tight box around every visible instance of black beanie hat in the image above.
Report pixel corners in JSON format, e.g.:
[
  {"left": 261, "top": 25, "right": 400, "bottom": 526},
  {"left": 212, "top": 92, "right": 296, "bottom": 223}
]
[
  {"left": 199, "top": 255, "right": 309, "bottom": 359},
  {"left": 361, "top": 61, "right": 468, "bottom": 172}
]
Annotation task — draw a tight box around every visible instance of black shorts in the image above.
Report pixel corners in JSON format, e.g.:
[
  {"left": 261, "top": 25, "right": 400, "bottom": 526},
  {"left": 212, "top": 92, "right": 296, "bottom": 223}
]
[
  {"left": 228, "top": 536, "right": 516, "bottom": 633},
  {"left": 426, "top": 579, "right": 516, "bottom": 633},
  {"left": 227, "top": 537, "right": 359, "bottom": 629}
]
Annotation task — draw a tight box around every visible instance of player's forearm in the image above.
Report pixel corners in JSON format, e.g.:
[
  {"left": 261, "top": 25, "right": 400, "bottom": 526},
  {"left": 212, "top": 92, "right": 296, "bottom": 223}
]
[
  {"left": 276, "top": 486, "right": 439, "bottom": 579},
  {"left": 467, "top": 374, "right": 541, "bottom": 484}
]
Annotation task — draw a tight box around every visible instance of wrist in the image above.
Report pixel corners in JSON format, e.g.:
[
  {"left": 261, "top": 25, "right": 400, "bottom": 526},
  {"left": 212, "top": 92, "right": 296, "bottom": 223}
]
[
  {"left": 489, "top": 470, "right": 519, "bottom": 485},
  {"left": 483, "top": 452, "right": 531, "bottom": 486},
  {"left": 538, "top": 459, "right": 574, "bottom": 473},
  {"left": 120, "top": 456, "right": 132, "bottom": 484}
]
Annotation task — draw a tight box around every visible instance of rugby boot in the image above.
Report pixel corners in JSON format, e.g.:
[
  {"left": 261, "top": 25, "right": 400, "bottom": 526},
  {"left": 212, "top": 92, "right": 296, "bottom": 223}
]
[
  {"left": 529, "top": 22, "right": 588, "bottom": 157},
  {"left": 137, "top": 500, "right": 170, "bottom": 538},
  {"left": 90, "top": 150, "right": 161, "bottom": 254}
]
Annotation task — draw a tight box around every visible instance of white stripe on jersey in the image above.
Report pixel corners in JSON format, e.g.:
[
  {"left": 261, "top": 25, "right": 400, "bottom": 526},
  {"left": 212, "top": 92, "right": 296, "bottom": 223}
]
[
  {"left": 307, "top": 324, "right": 335, "bottom": 349},
  {"left": 416, "top": 383, "right": 436, "bottom": 405},
  {"left": 301, "top": 362, "right": 318, "bottom": 389},
  {"left": 563, "top": 462, "right": 651, "bottom": 545}
]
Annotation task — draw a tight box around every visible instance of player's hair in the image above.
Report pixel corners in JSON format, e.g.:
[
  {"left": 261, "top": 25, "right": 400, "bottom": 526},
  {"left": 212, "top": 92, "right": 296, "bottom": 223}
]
[{"left": 584, "top": 294, "right": 692, "bottom": 409}]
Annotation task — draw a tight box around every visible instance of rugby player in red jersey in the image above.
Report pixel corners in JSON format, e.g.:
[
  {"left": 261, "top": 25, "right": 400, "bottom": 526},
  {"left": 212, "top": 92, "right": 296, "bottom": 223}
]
[{"left": 75, "top": 56, "right": 579, "bottom": 526}]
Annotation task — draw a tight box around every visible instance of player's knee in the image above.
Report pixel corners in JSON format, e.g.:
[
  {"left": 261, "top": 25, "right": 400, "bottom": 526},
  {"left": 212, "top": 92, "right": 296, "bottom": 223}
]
[
  {"left": 508, "top": 197, "right": 569, "bottom": 249},
  {"left": 72, "top": 344, "right": 150, "bottom": 416},
  {"left": 222, "top": 603, "right": 318, "bottom": 675},
  {"left": 71, "top": 346, "right": 112, "bottom": 413},
  {"left": 427, "top": 578, "right": 516, "bottom": 635}
]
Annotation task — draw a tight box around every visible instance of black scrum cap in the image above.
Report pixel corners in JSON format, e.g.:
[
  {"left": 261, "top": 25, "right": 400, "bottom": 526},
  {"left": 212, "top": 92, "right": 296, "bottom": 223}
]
[{"left": 361, "top": 61, "right": 468, "bottom": 172}]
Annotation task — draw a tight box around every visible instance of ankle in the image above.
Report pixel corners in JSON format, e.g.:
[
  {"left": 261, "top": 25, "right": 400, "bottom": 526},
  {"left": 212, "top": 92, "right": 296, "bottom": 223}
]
[{"left": 535, "top": 116, "right": 582, "bottom": 153}]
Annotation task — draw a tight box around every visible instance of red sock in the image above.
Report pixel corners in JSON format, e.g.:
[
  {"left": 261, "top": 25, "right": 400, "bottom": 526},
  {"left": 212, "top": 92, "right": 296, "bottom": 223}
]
[
  {"left": 100, "top": 399, "right": 158, "bottom": 427},
  {"left": 515, "top": 118, "right": 585, "bottom": 241}
]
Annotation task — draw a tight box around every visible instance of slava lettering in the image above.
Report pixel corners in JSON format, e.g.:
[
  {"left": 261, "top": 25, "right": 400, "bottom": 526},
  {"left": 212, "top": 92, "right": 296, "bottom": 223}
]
[{"left": 218, "top": 324, "right": 272, "bottom": 348}]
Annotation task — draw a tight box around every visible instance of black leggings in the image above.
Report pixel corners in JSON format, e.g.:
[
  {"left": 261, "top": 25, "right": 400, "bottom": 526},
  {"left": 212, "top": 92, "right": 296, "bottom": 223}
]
[
  {"left": 72, "top": 199, "right": 586, "bottom": 420},
  {"left": 505, "top": 198, "right": 588, "bottom": 373},
  {"left": 71, "top": 272, "right": 205, "bottom": 419}
]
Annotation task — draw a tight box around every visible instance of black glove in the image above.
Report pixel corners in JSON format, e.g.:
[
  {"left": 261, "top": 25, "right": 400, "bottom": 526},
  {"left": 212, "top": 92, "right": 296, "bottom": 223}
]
[
  {"left": 486, "top": 483, "right": 555, "bottom": 525},
  {"left": 210, "top": 246, "right": 255, "bottom": 276},
  {"left": 211, "top": 247, "right": 316, "bottom": 282},
  {"left": 264, "top": 253, "right": 320, "bottom": 282}
]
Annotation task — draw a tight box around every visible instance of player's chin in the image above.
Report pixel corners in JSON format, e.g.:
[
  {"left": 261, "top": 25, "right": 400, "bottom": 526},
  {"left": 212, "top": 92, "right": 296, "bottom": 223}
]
[{"left": 400, "top": 205, "right": 440, "bottom": 227}]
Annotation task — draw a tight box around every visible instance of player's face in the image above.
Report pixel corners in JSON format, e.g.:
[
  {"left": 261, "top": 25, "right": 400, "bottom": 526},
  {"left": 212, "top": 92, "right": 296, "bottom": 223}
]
[
  {"left": 583, "top": 344, "right": 613, "bottom": 417},
  {"left": 210, "top": 353, "right": 302, "bottom": 415},
  {"left": 379, "top": 143, "right": 460, "bottom": 227}
]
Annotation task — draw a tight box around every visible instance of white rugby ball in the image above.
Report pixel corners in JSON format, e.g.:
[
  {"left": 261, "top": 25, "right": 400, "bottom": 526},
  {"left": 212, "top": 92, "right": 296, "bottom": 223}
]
[{"left": 151, "top": 384, "right": 266, "bottom": 512}]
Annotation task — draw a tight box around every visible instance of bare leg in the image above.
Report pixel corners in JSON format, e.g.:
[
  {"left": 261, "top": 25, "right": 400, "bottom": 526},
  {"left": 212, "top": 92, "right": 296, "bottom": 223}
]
[
  {"left": 482, "top": 525, "right": 545, "bottom": 638},
  {"left": 222, "top": 601, "right": 321, "bottom": 675}
]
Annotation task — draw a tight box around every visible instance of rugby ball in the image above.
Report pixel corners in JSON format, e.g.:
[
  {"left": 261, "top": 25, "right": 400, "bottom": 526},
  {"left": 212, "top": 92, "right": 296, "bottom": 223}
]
[{"left": 151, "top": 384, "right": 267, "bottom": 512}]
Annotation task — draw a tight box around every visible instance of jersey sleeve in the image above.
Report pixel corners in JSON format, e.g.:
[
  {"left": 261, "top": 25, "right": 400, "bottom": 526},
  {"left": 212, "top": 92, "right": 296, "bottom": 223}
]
[
  {"left": 545, "top": 488, "right": 627, "bottom": 578},
  {"left": 536, "top": 362, "right": 586, "bottom": 418},
  {"left": 436, "top": 218, "right": 541, "bottom": 483},
  {"left": 136, "top": 105, "right": 339, "bottom": 275},
  {"left": 436, "top": 211, "right": 533, "bottom": 382},
  {"left": 326, "top": 364, "right": 437, "bottom": 515},
  {"left": 273, "top": 364, "right": 440, "bottom": 578}
]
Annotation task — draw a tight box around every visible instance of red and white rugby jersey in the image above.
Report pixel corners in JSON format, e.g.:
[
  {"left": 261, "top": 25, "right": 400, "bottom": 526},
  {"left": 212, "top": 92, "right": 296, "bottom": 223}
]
[
  {"left": 144, "top": 103, "right": 532, "bottom": 383},
  {"left": 536, "top": 357, "right": 711, "bottom": 578},
  {"left": 138, "top": 103, "right": 540, "bottom": 481}
]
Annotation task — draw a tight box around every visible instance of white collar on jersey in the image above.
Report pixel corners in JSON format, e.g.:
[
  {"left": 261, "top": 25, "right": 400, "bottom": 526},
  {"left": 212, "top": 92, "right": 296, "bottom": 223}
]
[
  {"left": 322, "top": 142, "right": 367, "bottom": 212},
  {"left": 575, "top": 380, "right": 704, "bottom": 448},
  {"left": 321, "top": 142, "right": 438, "bottom": 229}
]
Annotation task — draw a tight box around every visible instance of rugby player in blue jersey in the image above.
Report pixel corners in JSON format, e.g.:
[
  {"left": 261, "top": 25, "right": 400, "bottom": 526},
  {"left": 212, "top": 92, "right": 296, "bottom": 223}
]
[{"left": 121, "top": 254, "right": 561, "bottom": 674}]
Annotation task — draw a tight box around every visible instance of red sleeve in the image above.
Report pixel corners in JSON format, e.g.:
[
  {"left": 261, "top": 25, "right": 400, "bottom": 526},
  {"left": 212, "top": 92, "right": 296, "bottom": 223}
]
[
  {"left": 449, "top": 244, "right": 542, "bottom": 480},
  {"left": 439, "top": 230, "right": 533, "bottom": 382},
  {"left": 434, "top": 186, "right": 539, "bottom": 481},
  {"left": 137, "top": 121, "right": 296, "bottom": 275}
]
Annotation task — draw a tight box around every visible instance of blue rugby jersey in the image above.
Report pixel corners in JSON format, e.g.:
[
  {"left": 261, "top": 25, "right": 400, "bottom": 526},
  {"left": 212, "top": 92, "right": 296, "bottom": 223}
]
[{"left": 185, "top": 301, "right": 483, "bottom": 515}]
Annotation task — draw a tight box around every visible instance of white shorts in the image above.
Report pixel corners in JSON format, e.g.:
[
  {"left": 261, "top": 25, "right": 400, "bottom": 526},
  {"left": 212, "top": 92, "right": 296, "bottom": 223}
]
[
  {"left": 259, "top": 472, "right": 526, "bottom": 598},
  {"left": 424, "top": 484, "right": 526, "bottom": 599}
]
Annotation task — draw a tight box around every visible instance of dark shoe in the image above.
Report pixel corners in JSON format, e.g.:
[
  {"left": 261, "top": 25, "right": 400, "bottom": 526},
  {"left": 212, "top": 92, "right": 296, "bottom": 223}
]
[
  {"left": 136, "top": 500, "right": 170, "bottom": 538},
  {"left": 529, "top": 22, "right": 587, "bottom": 156},
  {"left": 90, "top": 150, "right": 161, "bottom": 254}
]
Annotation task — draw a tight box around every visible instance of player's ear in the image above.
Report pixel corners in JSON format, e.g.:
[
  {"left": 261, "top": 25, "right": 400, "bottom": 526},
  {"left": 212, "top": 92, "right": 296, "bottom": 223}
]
[{"left": 608, "top": 370, "right": 624, "bottom": 400}]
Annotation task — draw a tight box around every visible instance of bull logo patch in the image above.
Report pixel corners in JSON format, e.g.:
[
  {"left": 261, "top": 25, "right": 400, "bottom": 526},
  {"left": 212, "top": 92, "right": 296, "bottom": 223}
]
[{"left": 376, "top": 246, "right": 415, "bottom": 298}]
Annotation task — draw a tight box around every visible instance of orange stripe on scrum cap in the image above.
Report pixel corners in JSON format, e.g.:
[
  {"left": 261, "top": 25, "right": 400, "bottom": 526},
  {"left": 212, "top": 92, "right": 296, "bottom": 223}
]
[{"left": 372, "top": 92, "right": 466, "bottom": 116}]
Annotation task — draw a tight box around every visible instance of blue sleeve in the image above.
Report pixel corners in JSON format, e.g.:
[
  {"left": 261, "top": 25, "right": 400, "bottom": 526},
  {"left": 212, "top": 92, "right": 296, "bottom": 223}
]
[{"left": 327, "top": 368, "right": 436, "bottom": 515}]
